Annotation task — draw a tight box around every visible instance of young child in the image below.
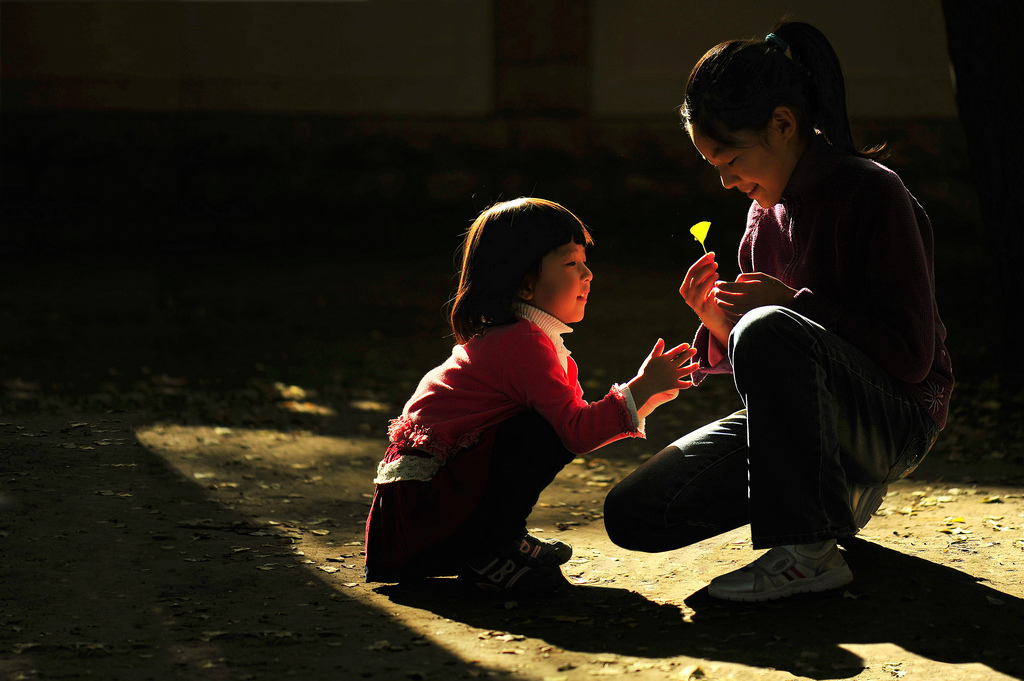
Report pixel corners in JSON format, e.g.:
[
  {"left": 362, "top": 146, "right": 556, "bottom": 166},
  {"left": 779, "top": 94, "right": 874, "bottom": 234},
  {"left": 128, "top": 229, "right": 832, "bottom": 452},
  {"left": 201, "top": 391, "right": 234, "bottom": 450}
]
[
  {"left": 604, "top": 22, "right": 954, "bottom": 601},
  {"left": 365, "top": 197, "right": 698, "bottom": 594}
]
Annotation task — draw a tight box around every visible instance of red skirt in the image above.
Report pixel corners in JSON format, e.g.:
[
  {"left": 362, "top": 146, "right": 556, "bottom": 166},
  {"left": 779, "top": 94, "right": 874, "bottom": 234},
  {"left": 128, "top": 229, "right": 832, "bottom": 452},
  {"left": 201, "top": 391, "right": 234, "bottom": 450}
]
[{"left": 364, "top": 426, "right": 498, "bottom": 582}]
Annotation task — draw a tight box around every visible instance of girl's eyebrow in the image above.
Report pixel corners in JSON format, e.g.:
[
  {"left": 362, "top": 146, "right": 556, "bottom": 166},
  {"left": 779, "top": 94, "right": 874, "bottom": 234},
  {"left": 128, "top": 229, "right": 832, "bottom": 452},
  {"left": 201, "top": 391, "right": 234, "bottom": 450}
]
[{"left": 701, "top": 144, "right": 729, "bottom": 166}]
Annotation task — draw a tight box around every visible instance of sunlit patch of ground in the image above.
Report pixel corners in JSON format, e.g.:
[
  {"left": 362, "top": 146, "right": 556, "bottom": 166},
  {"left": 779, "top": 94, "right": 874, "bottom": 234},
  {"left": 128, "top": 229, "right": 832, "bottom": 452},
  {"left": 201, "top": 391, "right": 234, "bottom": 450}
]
[{"left": 128, "top": 418, "right": 1024, "bottom": 681}]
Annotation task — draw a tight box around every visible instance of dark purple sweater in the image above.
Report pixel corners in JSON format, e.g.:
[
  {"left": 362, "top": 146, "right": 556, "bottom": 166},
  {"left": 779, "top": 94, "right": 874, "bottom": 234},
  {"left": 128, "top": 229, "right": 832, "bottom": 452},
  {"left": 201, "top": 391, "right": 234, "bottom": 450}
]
[{"left": 694, "top": 135, "right": 954, "bottom": 429}]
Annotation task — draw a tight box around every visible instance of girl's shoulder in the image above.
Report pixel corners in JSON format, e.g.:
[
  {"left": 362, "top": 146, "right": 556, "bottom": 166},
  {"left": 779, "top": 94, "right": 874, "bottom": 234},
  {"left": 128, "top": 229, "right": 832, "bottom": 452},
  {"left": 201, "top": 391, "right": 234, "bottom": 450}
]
[
  {"left": 799, "top": 137, "right": 906, "bottom": 196},
  {"left": 797, "top": 152, "right": 909, "bottom": 216},
  {"left": 837, "top": 154, "right": 907, "bottom": 193},
  {"left": 833, "top": 156, "right": 928, "bottom": 227}
]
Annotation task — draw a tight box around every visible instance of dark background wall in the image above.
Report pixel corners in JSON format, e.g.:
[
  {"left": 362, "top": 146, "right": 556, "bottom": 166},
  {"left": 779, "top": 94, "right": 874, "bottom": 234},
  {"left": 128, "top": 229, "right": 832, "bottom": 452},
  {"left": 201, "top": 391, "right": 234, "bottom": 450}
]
[{"left": 1, "top": 0, "right": 978, "bottom": 271}]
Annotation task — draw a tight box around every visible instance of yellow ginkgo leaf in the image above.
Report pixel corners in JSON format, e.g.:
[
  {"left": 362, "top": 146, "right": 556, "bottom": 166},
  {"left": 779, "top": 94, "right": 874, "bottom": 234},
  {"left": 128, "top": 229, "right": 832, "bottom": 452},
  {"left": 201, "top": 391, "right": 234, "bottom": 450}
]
[{"left": 690, "top": 221, "right": 711, "bottom": 253}]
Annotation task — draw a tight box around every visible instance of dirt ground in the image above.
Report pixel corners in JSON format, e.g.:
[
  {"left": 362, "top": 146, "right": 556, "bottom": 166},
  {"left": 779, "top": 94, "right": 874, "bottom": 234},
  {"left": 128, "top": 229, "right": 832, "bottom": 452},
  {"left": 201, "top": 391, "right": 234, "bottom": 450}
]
[{"left": 2, "top": 251, "right": 1023, "bottom": 681}]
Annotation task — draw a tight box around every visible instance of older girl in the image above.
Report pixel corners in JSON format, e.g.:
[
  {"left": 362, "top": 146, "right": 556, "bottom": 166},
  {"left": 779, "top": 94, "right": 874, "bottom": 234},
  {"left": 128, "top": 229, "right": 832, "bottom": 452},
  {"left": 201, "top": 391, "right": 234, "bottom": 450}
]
[{"left": 604, "top": 22, "right": 953, "bottom": 602}]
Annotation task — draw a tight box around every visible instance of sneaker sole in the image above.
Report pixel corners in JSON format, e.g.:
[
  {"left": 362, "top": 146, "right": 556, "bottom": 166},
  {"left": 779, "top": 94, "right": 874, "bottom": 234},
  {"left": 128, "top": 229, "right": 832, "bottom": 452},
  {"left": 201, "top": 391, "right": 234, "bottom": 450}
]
[
  {"left": 852, "top": 485, "right": 888, "bottom": 529},
  {"left": 708, "top": 564, "right": 854, "bottom": 602},
  {"left": 458, "top": 565, "right": 568, "bottom": 595}
]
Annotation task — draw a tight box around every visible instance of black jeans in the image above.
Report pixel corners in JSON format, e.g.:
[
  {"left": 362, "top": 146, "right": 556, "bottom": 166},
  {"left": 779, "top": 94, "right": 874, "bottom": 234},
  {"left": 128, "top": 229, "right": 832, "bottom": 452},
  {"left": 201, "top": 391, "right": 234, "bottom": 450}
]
[
  {"left": 387, "top": 411, "right": 573, "bottom": 580},
  {"left": 461, "top": 410, "right": 574, "bottom": 553},
  {"left": 604, "top": 306, "right": 938, "bottom": 551}
]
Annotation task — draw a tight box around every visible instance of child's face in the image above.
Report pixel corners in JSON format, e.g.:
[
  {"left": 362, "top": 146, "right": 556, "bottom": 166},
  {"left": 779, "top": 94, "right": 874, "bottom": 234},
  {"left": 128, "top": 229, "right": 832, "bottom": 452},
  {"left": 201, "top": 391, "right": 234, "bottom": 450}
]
[
  {"left": 520, "top": 242, "right": 592, "bottom": 324},
  {"left": 690, "top": 109, "right": 804, "bottom": 209}
]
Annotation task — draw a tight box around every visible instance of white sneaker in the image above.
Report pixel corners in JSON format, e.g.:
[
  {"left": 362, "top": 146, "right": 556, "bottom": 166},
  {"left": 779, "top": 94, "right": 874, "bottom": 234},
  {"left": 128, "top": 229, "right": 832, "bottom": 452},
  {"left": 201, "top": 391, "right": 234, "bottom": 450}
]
[
  {"left": 850, "top": 484, "right": 888, "bottom": 528},
  {"left": 708, "top": 540, "right": 853, "bottom": 602}
]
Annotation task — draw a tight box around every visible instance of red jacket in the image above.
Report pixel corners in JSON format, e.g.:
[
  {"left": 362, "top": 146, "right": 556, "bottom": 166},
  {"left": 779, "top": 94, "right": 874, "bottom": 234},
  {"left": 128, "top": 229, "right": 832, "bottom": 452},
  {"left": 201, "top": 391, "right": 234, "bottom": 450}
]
[{"left": 377, "top": 307, "right": 642, "bottom": 483}]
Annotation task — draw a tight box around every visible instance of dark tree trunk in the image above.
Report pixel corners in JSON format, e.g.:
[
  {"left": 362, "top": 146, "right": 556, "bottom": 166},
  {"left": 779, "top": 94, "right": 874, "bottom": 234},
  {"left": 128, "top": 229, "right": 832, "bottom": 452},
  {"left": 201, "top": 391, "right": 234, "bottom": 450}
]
[{"left": 942, "top": 1, "right": 1024, "bottom": 381}]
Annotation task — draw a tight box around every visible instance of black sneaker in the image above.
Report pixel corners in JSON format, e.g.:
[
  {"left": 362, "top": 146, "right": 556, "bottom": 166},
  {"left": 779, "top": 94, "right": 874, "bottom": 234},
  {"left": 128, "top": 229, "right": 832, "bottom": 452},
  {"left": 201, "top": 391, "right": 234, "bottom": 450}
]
[
  {"left": 458, "top": 534, "right": 572, "bottom": 594},
  {"left": 458, "top": 557, "right": 569, "bottom": 594},
  {"left": 515, "top": 533, "right": 572, "bottom": 565}
]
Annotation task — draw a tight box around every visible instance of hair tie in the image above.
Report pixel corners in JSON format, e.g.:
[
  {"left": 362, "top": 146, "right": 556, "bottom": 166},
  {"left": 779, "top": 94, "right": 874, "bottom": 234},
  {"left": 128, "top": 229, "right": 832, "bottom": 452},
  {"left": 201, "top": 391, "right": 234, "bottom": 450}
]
[{"left": 765, "top": 32, "right": 789, "bottom": 52}]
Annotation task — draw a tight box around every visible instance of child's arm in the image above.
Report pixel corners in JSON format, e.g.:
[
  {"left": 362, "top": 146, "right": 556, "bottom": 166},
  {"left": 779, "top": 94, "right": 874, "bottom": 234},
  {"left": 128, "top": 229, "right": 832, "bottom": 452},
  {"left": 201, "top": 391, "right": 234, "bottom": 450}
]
[
  {"left": 636, "top": 389, "right": 680, "bottom": 420},
  {"left": 505, "top": 328, "right": 696, "bottom": 453},
  {"left": 626, "top": 339, "right": 699, "bottom": 416}
]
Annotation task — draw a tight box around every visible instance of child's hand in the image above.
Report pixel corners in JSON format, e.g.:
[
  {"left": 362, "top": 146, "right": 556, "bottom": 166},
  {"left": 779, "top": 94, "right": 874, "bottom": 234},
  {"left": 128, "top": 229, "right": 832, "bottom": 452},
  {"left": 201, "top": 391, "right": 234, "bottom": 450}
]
[
  {"left": 640, "top": 388, "right": 681, "bottom": 418},
  {"left": 715, "top": 272, "right": 798, "bottom": 322},
  {"left": 680, "top": 251, "right": 733, "bottom": 347},
  {"left": 628, "top": 339, "right": 699, "bottom": 417}
]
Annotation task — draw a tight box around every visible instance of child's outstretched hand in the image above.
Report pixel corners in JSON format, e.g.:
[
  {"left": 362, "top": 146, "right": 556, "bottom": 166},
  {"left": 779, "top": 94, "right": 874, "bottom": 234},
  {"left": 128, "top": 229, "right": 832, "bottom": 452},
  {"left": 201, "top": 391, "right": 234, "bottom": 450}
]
[{"left": 627, "top": 339, "right": 699, "bottom": 418}]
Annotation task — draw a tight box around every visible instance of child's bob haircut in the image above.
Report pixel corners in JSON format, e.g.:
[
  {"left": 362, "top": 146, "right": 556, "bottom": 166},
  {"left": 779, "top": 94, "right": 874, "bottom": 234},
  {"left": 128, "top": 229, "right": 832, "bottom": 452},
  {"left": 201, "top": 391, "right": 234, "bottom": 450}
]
[{"left": 449, "top": 197, "right": 593, "bottom": 344}]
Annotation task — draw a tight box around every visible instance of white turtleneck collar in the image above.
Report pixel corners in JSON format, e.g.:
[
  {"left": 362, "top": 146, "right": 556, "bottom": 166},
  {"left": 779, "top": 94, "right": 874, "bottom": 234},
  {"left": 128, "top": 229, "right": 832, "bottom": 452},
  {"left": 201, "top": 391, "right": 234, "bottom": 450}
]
[{"left": 512, "top": 302, "right": 573, "bottom": 372}]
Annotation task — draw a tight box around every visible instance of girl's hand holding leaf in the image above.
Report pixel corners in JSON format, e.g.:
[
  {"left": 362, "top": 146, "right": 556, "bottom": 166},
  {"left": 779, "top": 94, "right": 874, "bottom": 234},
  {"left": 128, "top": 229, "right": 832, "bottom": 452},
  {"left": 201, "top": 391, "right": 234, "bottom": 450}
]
[
  {"left": 680, "top": 251, "right": 722, "bottom": 315},
  {"left": 680, "top": 251, "right": 734, "bottom": 347}
]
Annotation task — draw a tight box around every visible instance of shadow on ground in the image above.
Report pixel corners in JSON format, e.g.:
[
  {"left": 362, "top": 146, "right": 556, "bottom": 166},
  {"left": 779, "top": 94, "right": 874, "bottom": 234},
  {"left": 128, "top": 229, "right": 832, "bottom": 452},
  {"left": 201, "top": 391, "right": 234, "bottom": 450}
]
[
  {"left": 0, "top": 420, "right": 537, "bottom": 680},
  {"left": 378, "top": 536, "right": 1024, "bottom": 680}
]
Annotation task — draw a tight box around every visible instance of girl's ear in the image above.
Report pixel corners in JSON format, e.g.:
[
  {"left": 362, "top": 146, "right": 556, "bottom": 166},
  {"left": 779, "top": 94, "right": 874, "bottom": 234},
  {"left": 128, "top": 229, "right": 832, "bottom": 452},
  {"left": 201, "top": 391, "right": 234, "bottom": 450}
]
[{"left": 771, "top": 105, "right": 800, "bottom": 142}]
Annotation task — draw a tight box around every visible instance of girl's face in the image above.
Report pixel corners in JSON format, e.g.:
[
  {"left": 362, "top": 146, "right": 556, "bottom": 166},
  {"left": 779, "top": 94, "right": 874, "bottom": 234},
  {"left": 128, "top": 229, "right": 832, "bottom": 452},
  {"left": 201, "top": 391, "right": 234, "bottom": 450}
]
[
  {"left": 520, "top": 242, "right": 592, "bottom": 324},
  {"left": 689, "top": 106, "right": 806, "bottom": 209}
]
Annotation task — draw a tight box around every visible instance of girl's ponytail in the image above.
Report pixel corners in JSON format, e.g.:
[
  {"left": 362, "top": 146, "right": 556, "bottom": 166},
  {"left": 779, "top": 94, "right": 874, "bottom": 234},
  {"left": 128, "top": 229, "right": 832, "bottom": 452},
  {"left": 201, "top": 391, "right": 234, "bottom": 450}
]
[
  {"left": 771, "top": 22, "right": 886, "bottom": 159},
  {"left": 682, "top": 21, "right": 885, "bottom": 160}
]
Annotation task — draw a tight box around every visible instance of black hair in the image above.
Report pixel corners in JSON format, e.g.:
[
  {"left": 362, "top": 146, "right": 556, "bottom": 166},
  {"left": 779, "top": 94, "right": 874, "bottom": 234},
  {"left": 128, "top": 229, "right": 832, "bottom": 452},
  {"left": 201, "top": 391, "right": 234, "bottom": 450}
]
[
  {"left": 681, "top": 20, "right": 886, "bottom": 159},
  {"left": 448, "top": 197, "right": 593, "bottom": 344}
]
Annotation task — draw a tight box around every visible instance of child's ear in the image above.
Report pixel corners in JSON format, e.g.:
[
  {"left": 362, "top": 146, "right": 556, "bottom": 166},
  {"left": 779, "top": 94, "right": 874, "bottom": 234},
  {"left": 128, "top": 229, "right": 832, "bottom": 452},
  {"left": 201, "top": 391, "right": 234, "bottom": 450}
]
[{"left": 517, "top": 276, "right": 536, "bottom": 301}]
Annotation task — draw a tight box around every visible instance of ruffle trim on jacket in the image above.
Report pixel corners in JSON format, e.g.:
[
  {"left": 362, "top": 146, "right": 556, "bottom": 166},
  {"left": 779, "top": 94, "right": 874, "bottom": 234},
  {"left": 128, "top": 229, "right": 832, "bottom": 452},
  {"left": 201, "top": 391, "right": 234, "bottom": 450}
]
[
  {"left": 611, "top": 382, "right": 645, "bottom": 439},
  {"left": 374, "top": 454, "right": 443, "bottom": 484},
  {"left": 386, "top": 416, "right": 481, "bottom": 461},
  {"left": 376, "top": 418, "right": 483, "bottom": 484}
]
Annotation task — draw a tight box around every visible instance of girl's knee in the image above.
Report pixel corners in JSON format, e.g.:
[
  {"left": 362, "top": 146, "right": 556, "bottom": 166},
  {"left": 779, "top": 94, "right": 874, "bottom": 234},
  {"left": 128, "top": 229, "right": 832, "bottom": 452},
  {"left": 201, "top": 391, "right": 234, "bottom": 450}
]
[
  {"left": 598, "top": 481, "right": 663, "bottom": 548},
  {"left": 603, "top": 482, "right": 650, "bottom": 550},
  {"left": 729, "top": 305, "right": 805, "bottom": 370},
  {"left": 731, "top": 304, "right": 793, "bottom": 342}
]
